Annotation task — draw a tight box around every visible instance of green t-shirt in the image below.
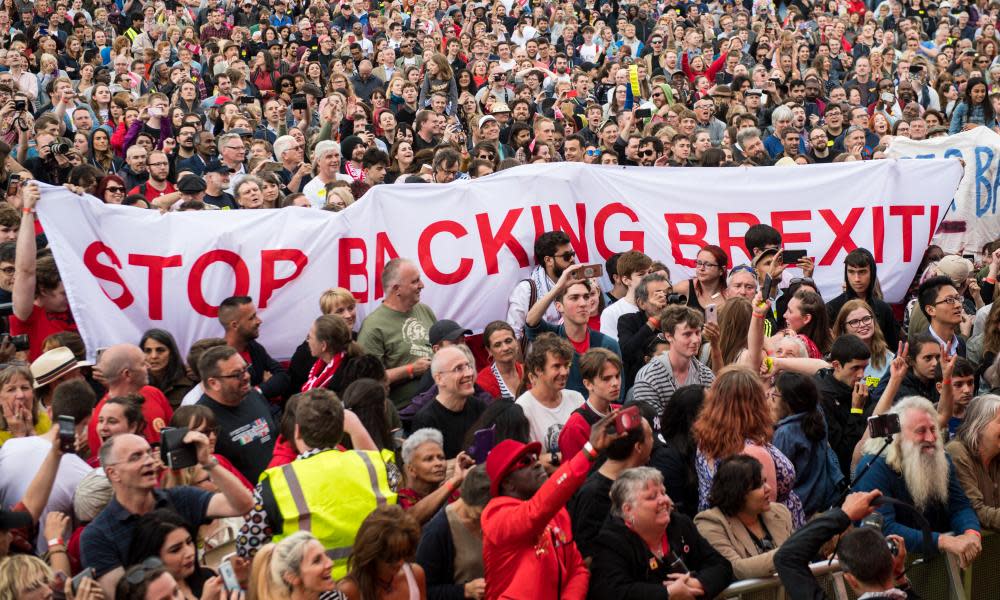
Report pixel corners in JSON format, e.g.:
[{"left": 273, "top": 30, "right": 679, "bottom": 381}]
[{"left": 357, "top": 302, "right": 437, "bottom": 408}]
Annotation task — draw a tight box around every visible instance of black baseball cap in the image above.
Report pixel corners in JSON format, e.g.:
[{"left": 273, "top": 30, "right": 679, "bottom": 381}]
[
  {"left": 0, "top": 508, "right": 31, "bottom": 530},
  {"left": 429, "top": 320, "right": 472, "bottom": 346},
  {"left": 204, "top": 160, "right": 234, "bottom": 174}
]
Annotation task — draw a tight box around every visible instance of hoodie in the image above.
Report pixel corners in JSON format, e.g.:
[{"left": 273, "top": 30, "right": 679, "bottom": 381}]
[
  {"left": 825, "top": 249, "right": 902, "bottom": 350},
  {"left": 813, "top": 368, "right": 871, "bottom": 480}
]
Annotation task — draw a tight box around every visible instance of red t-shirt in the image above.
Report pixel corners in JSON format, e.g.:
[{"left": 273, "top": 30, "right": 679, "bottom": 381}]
[
  {"left": 87, "top": 385, "right": 174, "bottom": 455},
  {"left": 567, "top": 330, "right": 590, "bottom": 356},
  {"left": 128, "top": 181, "right": 176, "bottom": 203},
  {"left": 10, "top": 304, "right": 77, "bottom": 360}
]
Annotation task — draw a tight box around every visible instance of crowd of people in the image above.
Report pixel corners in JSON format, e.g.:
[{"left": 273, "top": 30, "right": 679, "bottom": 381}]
[{"left": 0, "top": 0, "right": 999, "bottom": 598}]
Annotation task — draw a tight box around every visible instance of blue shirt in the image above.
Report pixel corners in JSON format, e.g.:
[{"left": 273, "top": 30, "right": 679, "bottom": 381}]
[
  {"left": 80, "top": 487, "right": 213, "bottom": 577},
  {"left": 853, "top": 453, "right": 980, "bottom": 553}
]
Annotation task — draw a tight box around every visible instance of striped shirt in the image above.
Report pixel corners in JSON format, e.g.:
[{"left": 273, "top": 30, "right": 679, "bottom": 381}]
[{"left": 631, "top": 354, "right": 716, "bottom": 416}]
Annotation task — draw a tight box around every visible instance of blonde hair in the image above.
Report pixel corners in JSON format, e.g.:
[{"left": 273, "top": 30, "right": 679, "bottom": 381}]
[
  {"left": 0, "top": 555, "right": 53, "bottom": 599},
  {"left": 0, "top": 365, "right": 38, "bottom": 431},
  {"left": 248, "top": 532, "right": 318, "bottom": 600},
  {"left": 319, "top": 287, "right": 356, "bottom": 315}
]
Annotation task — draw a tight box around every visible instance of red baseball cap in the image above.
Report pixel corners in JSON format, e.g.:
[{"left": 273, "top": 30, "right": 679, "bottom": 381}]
[{"left": 486, "top": 439, "right": 542, "bottom": 497}]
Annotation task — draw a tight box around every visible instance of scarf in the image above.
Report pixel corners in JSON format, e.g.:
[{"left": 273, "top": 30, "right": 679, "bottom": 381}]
[
  {"left": 301, "top": 352, "right": 345, "bottom": 392},
  {"left": 491, "top": 362, "right": 514, "bottom": 400}
]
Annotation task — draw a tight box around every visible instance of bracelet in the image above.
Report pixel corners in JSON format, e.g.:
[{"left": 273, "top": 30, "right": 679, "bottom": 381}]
[
  {"left": 941, "top": 378, "right": 953, "bottom": 386},
  {"left": 47, "top": 537, "right": 64, "bottom": 548},
  {"left": 987, "top": 277, "right": 997, "bottom": 285},
  {"left": 443, "top": 480, "right": 456, "bottom": 494},
  {"left": 647, "top": 317, "right": 660, "bottom": 330},
  {"left": 583, "top": 442, "right": 598, "bottom": 461},
  {"left": 752, "top": 312, "right": 765, "bottom": 320},
  {"left": 406, "top": 364, "right": 415, "bottom": 378},
  {"left": 965, "top": 529, "right": 982, "bottom": 538},
  {"left": 850, "top": 407, "right": 864, "bottom": 414},
  {"left": 21, "top": 207, "right": 34, "bottom": 215}
]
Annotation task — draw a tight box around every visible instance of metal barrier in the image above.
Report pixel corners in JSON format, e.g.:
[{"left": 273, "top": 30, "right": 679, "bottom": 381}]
[{"left": 719, "top": 545, "right": 973, "bottom": 600}]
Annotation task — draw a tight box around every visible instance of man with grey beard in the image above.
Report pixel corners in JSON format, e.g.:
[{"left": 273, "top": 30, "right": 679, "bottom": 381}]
[{"left": 855, "top": 396, "right": 982, "bottom": 567}]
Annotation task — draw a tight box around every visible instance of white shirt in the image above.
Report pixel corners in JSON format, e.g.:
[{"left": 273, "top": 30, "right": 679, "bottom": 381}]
[
  {"left": 515, "top": 389, "right": 584, "bottom": 449},
  {"left": 180, "top": 382, "right": 204, "bottom": 406},
  {"left": 302, "top": 174, "right": 353, "bottom": 209},
  {"left": 599, "top": 298, "right": 639, "bottom": 341},
  {"left": 506, "top": 267, "right": 562, "bottom": 339},
  {"left": 0, "top": 436, "right": 90, "bottom": 552}
]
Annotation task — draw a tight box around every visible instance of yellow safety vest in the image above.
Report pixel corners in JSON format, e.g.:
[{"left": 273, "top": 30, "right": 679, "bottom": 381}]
[{"left": 261, "top": 449, "right": 397, "bottom": 578}]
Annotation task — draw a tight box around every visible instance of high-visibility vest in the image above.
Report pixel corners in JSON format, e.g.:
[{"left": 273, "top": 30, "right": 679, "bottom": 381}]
[{"left": 261, "top": 449, "right": 397, "bottom": 578}]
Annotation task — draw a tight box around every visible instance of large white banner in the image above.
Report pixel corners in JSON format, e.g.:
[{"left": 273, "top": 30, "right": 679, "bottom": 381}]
[
  {"left": 886, "top": 127, "right": 1000, "bottom": 255},
  {"left": 37, "top": 160, "right": 962, "bottom": 360}
]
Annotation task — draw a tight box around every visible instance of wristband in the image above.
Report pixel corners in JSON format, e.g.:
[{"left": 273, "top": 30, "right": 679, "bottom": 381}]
[
  {"left": 443, "top": 480, "right": 455, "bottom": 493},
  {"left": 752, "top": 312, "right": 765, "bottom": 320},
  {"left": 850, "top": 407, "right": 864, "bottom": 414},
  {"left": 21, "top": 207, "right": 34, "bottom": 215},
  {"left": 987, "top": 277, "right": 997, "bottom": 285},
  {"left": 942, "top": 378, "right": 953, "bottom": 386},
  {"left": 965, "top": 529, "right": 982, "bottom": 538},
  {"left": 47, "top": 537, "right": 64, "bottom": 548},
  {"left": 406, "top": 364, "right": 415, "bottom": 378},
  {"left": 583, "top": 442, "right": 598, "bottom": 460},
  {"left": 647, "top": 317, "right": 660, "bottom": 330}
]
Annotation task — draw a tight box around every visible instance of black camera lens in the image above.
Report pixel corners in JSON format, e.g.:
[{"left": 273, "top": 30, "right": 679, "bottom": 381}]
[{"left": 49, "top": 142, "right": 70, "bottom": 155}]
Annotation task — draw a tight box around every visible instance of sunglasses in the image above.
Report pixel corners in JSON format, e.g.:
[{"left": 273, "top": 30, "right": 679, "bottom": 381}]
[
  {"left": 639, "top": 149, "right": 656, "bottom": 157},
  {"left": 125, "top": 558, "right": 164, "bottom": 584},
  {"left": 515, "top": 453, "right": 537, "bottom": 470},
  {"left": 106, "top": 186, "right": 125, "bottom": 193}
]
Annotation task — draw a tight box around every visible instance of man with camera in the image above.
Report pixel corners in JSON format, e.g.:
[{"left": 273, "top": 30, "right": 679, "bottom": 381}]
[
  {"left": 854, "top": 396, "right": 981, "bottom": 566},
  {"left": 20, "top": 130, "right": 72, "bottom": 186},
  {"left": 81, "top": 430, "right": 253, "bottom": 597},
  {"left": 775, "top": 489, "right": 917, "bottom": 599}
]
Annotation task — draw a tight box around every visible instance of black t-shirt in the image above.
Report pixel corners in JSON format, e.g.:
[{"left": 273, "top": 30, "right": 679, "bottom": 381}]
[
  {"left": 197, "top": 390, "right": 276, "bottom": 483},
  {"left": 204, "top": 191, "right": 238, "bottom": 210},
  {"left": 411, "top": 396, "right": 487, "bottom": 459}
]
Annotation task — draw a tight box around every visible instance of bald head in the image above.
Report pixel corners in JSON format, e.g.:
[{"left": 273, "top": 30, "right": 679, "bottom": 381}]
[{"left": 98, "top": 344, "right": 148, "bottom": 392}]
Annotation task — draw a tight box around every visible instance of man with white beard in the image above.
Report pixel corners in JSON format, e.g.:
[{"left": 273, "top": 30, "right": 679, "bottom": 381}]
[{"left": 855, "top": 396, "right": 982, "bottom": 567}]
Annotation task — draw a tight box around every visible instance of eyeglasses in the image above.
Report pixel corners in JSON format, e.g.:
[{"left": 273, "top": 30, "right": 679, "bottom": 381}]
[
  {"left": 695, "top": 260, "right": 719, "bottom": 269},
  {"left": 585, "top": 149, "right": 602, "bottom": 157},
  {"left": 554, "top": 250, "right": 576, "bottom": 261},
  {"left": 478, "top": 153, "right": 495, "bottom": 160},
  {"left": 446, "top": 362, "right": 474, "bottom": 376},
  {"left": 846, "top": 314, "right": 874, "bottom": 329},
  {"left": 106, "top": 447, "right": 156, "bottom": 467},
  {"left": 125, "top": 558, "right": 165, "bottom": 584},
  {"left": 0, "top": 266, "right": 13, "bottom": 275},
  {"left": 934, "top": 295, "right": 963, "bottom": 306},
  {"left": 147, "top": 162, "right": 168, "bottom": 167},
  {"left": 225, "top": 145, "right": 245, "bottom": 151},
  {"left": 215, "top": 366, "right": 249, "bottom": 379},
  {"left": 639, "top": 149, "right": 656, "bottom": 157},
  {"left": 106, "top": 186, "right": 125, "bottom": 193}
]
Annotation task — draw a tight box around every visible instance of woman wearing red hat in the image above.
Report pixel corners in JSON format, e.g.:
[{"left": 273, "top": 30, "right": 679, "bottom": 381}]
[{"left": 480, "top": 410, "right": 622, "bottom": 600}]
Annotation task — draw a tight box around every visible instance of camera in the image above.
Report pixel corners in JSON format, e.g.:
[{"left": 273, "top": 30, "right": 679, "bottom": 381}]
[
  {"left": 160, "top": 427, "right": 199, "bottom": 470},
  {"left": 860, "top": 512, "right": 899, "bottom": 555},
  {"left": 4, "top": 334, "right": 29, "bottom": 351},
  {"left": 493, "top": 73, "right": 504, "bottom": 82},
  {"left": 49, "top": 141, "right": 71, "bottom": 155},
  {"left": 666, "top": 293, "right": 687, "bottom": 305},
  {"left": 13, "top": 99, "right": 26, "bottom": 112}
]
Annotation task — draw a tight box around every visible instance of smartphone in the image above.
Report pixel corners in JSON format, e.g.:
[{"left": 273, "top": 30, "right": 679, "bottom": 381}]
[
  {"left": 573, "top": 263, "right": 603, "bottom": 279},
  {"left": 962, "top": 253, "right": 976, "bottom": 263},
  {"left": 6, "top": 172, "right": 20, "bottom": 192},
  {"left": 467, "top": 426, "right": 496, "bottom": 464},
  {"left": 867, "top": 413, "right": 901, "bottom": 438},
  {"left": 705, "top": 303, "right": 718, "bottom": 325},
  {"left": 159, "top": 427, "right": 198, "bottom": 470},
  {"left": 57, "top": 415, "right": 76, "bottom": 454},
  {"left": 782, "top": 249, "right": 808, "bottom": 266},
  {"left": 218, "top": 553, "right": 241, "bottom": 591},
  {"left": 238, "top": 96, "right": 255, "bottom": 104},
  {"left": 606, "top": 405, "right": 641, "bottom": 435},
  {"left": 71, "top": 568, "right": 95, "bottom": 595},
  {"left": 635, "top": 108, "right": 652, "bottom": 118},
  {"left": 761, "top": 274, "right": 776, "bottom": 299}
]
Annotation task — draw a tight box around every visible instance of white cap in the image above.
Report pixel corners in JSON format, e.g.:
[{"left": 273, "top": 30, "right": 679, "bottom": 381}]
[{"left": 478, "top": 115, "right": 498, "bottom": 129}]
